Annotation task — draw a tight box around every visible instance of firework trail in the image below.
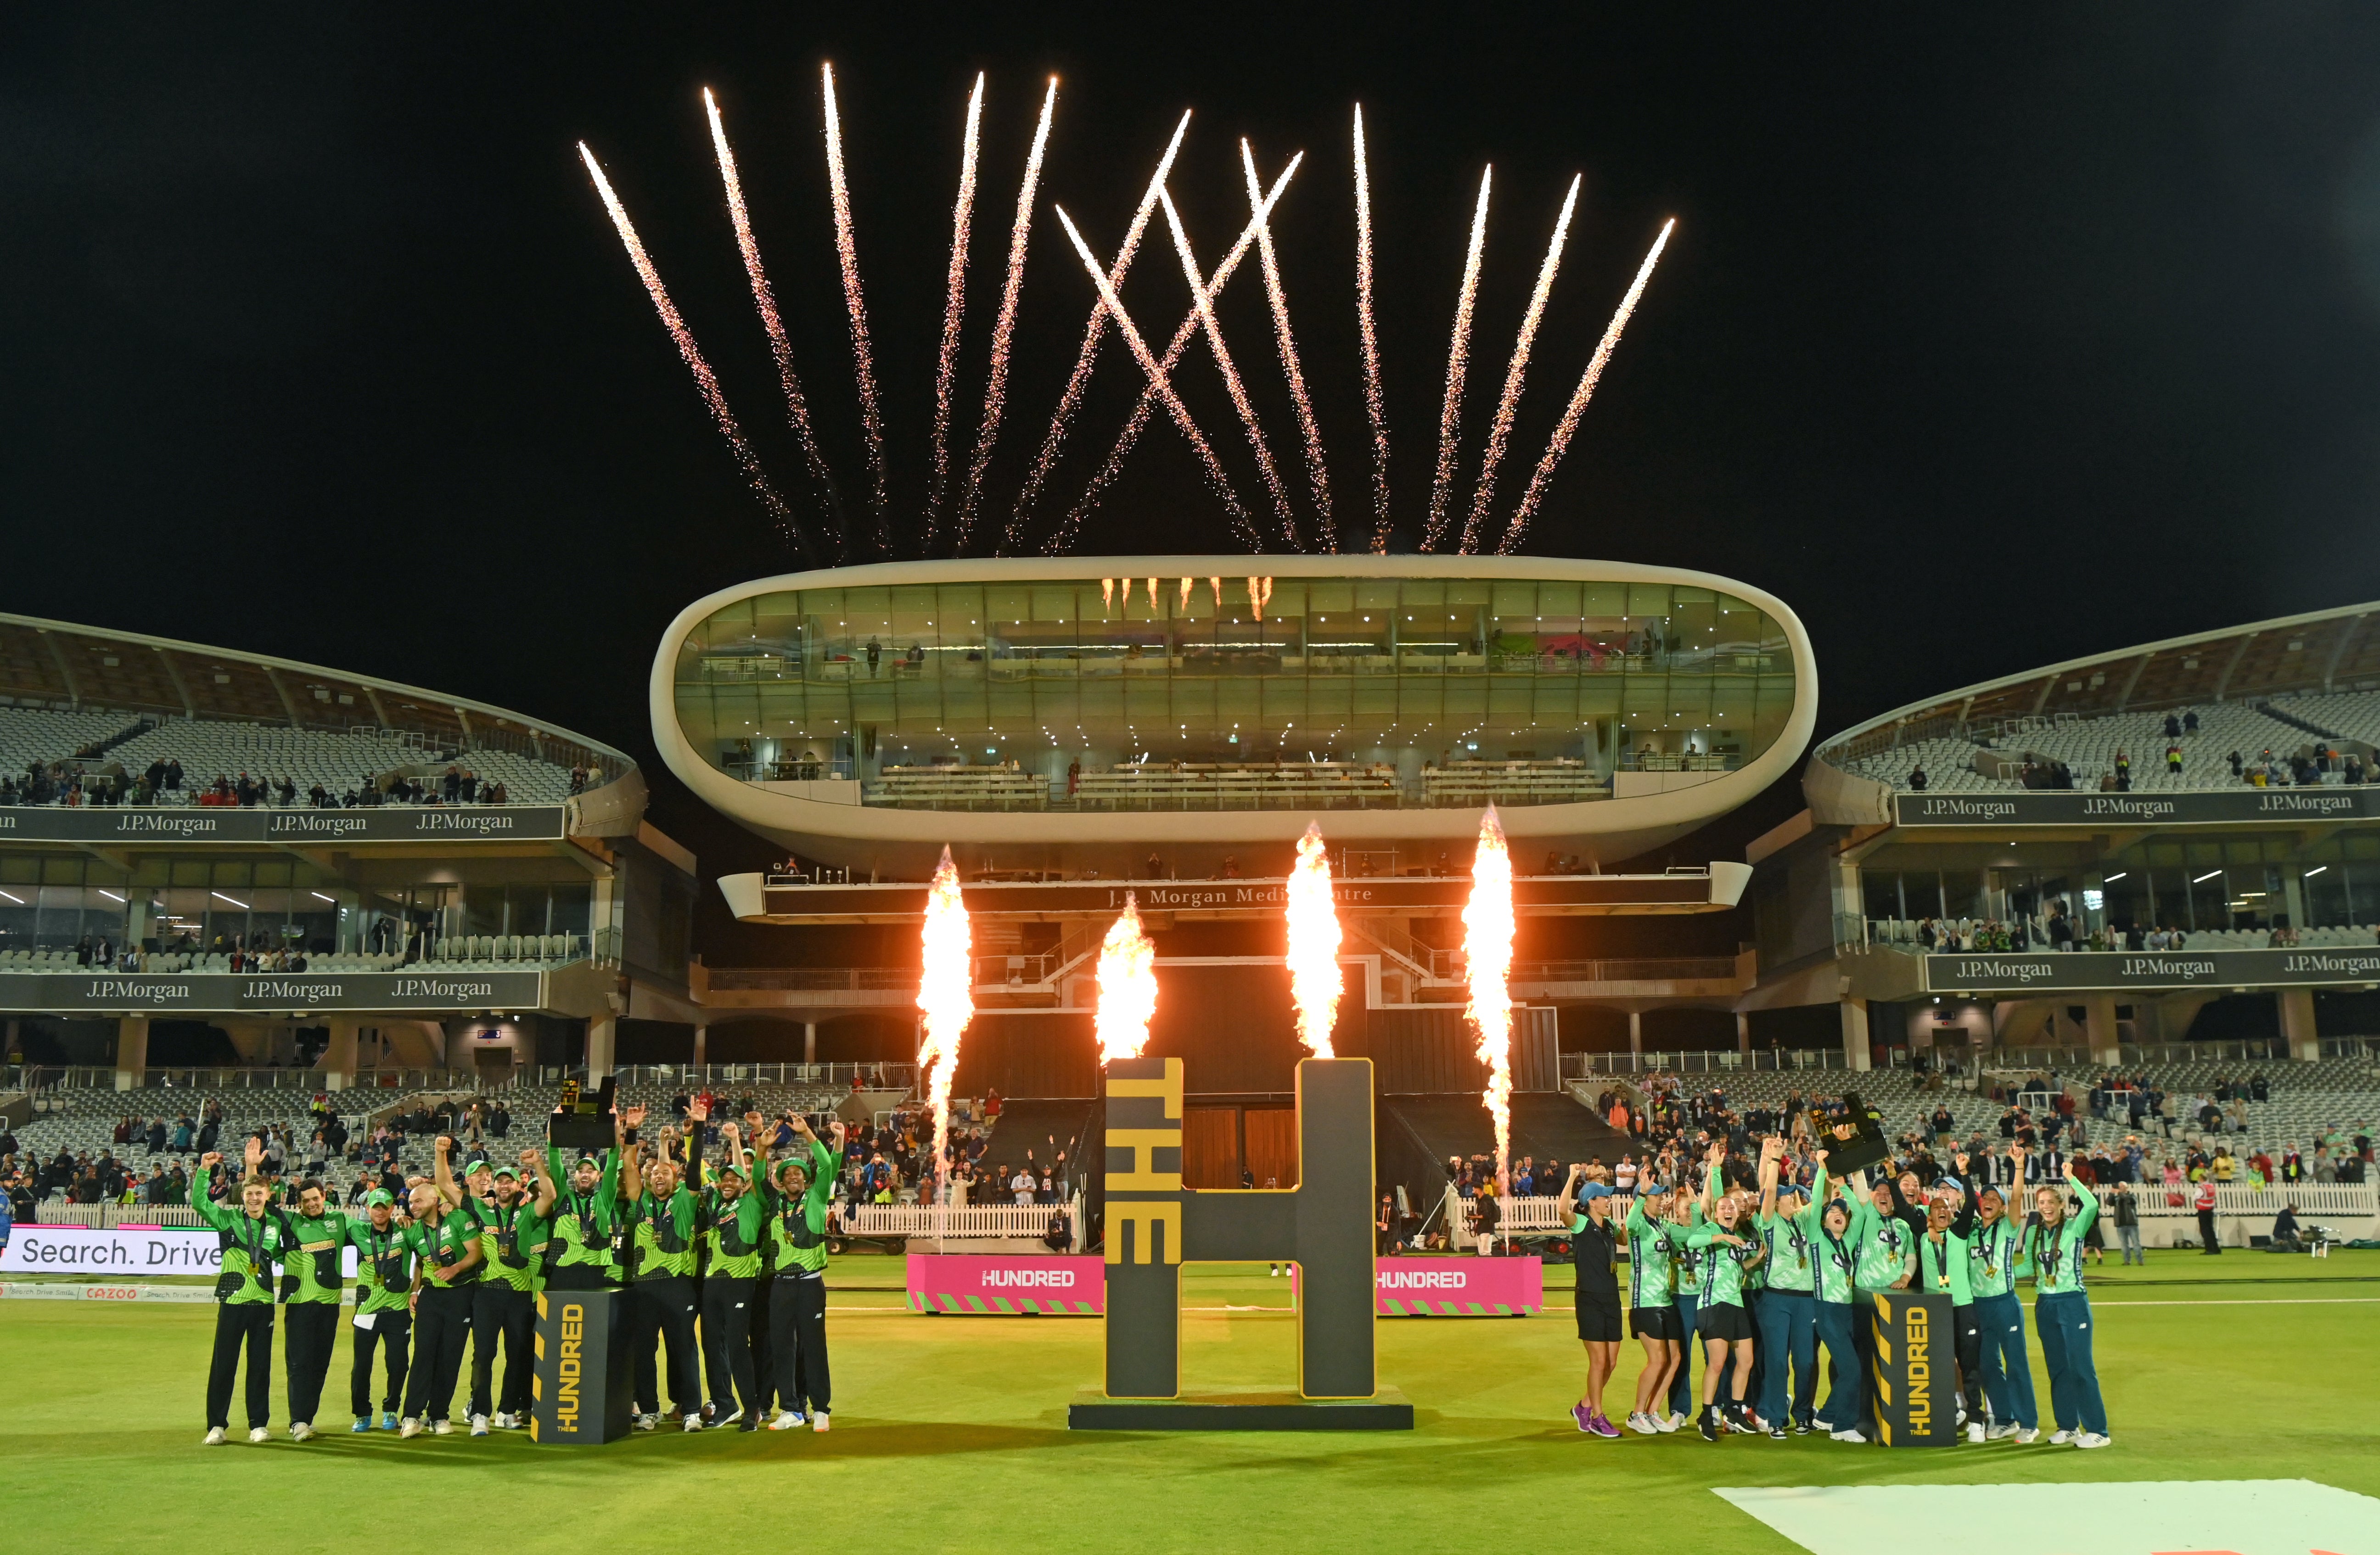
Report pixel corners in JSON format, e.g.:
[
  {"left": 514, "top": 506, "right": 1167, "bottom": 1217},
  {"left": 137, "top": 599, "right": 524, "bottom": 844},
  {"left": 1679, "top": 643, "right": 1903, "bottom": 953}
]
[
  {"left": 1053, "top": 204, "right": 1262, "bottom": 548},
  {"left": 953, "top": 76, "right": 1059, "bottom": 551},
  {"left": 1499, "top": 218, "right": 1673, "bottom": 554},
  {"left": 703, "top": 89, "right": 847, "bottom": 559},
  {"left": 1459, "top": 173, "right": 1579, "bottom": 555},
  {"left": 921, "top": 74, "right": 984, "bottom": 552},
  {"left": 1464, "top": 805, "right": 1515, "bottom": 1185},
  {"left": 1000, "top": 111, "right": 1190, "bottom": 556},
  {"left": 1240, "top": 140, "right": 1334, "bottom": 551},
  {"left": 1285, "top": 822, "right": 1342, "bottom": 1057},
  {"left": 1096, "top": 894, "right": 1159, "bottom": 1064},
  {"left": 578, "top": 143, "right": 808, "bottom": 559},
  {"left": 1353, "top": 106, "right": 1391, "bottom": 554},
  {"left": 1421, "top": 166, "right": 1492, "bottom": 553},
  {"left": 821, "top": 64, "right": 890, "bottom": 554},
  {"left": 918, "top": 847, "right": 975, "bottom": 1198},
  {"left": 1045, "top": 155, "right": 1303, "bottom": 555},
  {"left": 1160, "top": 188, "right": 1303, "bottom": 551}
]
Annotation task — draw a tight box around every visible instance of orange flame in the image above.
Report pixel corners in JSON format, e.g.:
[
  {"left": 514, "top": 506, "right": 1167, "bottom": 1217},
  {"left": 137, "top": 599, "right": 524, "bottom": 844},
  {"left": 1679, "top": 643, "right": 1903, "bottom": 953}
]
[
  {"left": 917, "top": 846, "right": 975, "bottom": 1194},
  {"left": 1464, "top": 805, "right": 1515, "bottom": 1183},
  {"left": 1285, "top": 821, "right": 1342, "bottom": 1057},
  {"left": 1179, "top": 577, "right": 1193, "bottom": 611},
  {"left": 1102, "top": 577, "right": 1114, "bottom": 615},
  {"left": 1095, "top": 893, "right": 1158, "bottom": 1064}
]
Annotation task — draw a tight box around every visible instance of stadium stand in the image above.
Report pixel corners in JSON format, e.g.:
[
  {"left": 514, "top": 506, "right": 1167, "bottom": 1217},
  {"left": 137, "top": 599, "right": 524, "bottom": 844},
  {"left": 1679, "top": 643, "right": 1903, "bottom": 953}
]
[{"left": 1840, "top": 702, "right": 2341, "bottom": 794}]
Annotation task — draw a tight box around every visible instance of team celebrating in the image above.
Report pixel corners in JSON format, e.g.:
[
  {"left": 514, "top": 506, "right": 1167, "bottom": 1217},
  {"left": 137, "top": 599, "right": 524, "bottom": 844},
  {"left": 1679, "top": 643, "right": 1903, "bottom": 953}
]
[
  {"left": 1563, "top": 1133, "right": 2111, "bottom": 1449},
  {"left": 189, "top": 1098, "right": 845, "bottom": 1444}
]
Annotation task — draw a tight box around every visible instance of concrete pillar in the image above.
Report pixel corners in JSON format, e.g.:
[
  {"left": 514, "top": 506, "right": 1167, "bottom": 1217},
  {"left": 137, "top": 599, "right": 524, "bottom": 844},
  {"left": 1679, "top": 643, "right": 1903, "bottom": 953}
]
[
  {"left": 1736, "top": 1011, "right": 1751, "bottom": 1054},
  {"left": 803, "top": 1021, "right": 817, "bottom": 1066},
  {"left": 692, "top": 1024, "right": 707, "bottom": 1069},
  {"left": 1840, "top": 1000, "right": 1871, "bottom": 1072},
  {"left": 586, "top": 1014, "right": 616, "bottom": 1080},
  {"left": 1627, "top": 1010, "right": 1643, "bottom": 1059},
  {"left": 321, "top": 1019, "right": 359, "bottom": 1091},
  {"left": 114, "top": 1016, "right": 149, "bottom": 1091},
  {"left": 2082, "top": 995, "right": 2122, "bottom": 1068},
  {"left": 2279, "top": 988, "right": 2320, "bottom": 1062}
]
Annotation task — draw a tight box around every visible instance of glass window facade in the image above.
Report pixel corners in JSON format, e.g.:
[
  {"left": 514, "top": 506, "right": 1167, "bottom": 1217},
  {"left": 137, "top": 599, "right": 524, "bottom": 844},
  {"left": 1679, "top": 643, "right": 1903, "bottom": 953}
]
[{"left": 673, "top": 575, "right": 1798, "bottom": 811}]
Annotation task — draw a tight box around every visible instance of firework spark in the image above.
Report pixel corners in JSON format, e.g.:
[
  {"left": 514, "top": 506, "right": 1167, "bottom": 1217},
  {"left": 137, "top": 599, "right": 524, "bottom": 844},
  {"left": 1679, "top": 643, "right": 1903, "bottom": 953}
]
[
  {"left": 821, "top": 64, "right": 889, "bottom": 553},
  {"left": 1052, "top": 204, "right": 1260, "bottom": 548},
  {"left": 1421, "top": 166, "right": 1492, "bottom": 553},
  {"left": 1463, "top": 805, "right": 1516, "bottom": 1184},
  {"left": 1285, "top": 822, "right": 1342, "bottom": 1057},
  {"left": 1499, "top": 218, "right": 1674, "bottom": 554},
  {"left": 1353, "top": 106, "right": 1391, "bottom": 554},
  {"left": 1160, "top": 188, "right": 1303, "bottom": 551},
  {"left": 1047, "top": 155, "right": 1303, "bottom": 554},
  {"left": 1240, "top": 140, "right": 1333, "bottom": 551},
  {"left": 1460, "top": 173, "right": 1579, "bottom": 555},
  {"left": 1095, "top": 893, "right": 1159, "bottom": 1064},
  {"left": 1179, "top": 576, "right": 1193, "bottom": 611},
  {"left": 921, "top": 73, "right": 984, "bottom": 551},
  {"left": 953, "top": 77, "right": 1058, "bottom": 551},
  {"left": 918, "top": 847, "right": 975, "bottom": 1197},
  {"left": 1000, "top": 112, "right": 1190, "bottom": 557},
  {"left": 578, "top": 143, "right": 806, "bottom": 557},
  {"left": 703, "top": 89, "right": 846, "bottom": 559}
]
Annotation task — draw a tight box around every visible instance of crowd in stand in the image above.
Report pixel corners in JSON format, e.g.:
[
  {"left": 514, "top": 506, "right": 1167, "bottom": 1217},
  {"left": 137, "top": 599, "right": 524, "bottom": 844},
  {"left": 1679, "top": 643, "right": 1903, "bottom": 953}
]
[{"left": 0, "top": 759, "right": 523, "bottom": 810}]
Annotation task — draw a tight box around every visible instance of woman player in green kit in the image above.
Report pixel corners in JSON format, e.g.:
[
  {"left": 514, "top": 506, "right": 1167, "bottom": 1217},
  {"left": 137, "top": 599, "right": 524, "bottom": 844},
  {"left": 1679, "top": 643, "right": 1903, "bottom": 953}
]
[{"left": 1684, "top": 1142, "right": 1765, "bottom": 1441}]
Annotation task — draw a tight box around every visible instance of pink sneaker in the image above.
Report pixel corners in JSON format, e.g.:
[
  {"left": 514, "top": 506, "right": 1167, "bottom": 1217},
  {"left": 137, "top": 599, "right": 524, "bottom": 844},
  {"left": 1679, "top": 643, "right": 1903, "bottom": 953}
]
[
  {"left": 1589, "top": 1410, "right": 1621, "bottom": 1439},
  {"left": 1571, "top": 1401, "right": 1596, "bottom": 1433}
]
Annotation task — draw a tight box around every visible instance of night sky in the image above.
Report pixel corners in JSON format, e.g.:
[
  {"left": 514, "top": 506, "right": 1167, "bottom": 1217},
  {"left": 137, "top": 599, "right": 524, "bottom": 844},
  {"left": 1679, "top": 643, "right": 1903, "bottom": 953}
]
[{"left": 10, "top": 7, "right": 2380, "bottom": 902}]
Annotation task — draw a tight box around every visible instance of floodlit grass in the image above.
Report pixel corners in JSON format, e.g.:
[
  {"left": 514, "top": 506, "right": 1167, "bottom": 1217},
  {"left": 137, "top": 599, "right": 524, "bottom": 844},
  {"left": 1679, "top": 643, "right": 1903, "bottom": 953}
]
[{"left": 7, "top": 1252, "right": 2377, "bottom": 1555}]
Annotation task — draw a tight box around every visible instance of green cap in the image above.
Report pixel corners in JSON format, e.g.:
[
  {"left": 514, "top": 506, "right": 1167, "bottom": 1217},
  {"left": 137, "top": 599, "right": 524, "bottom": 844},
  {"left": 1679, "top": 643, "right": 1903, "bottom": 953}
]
[
  {"left": 492, "top": 1165, "right": 519, "bottom": 1181},
  {"left": 365, "top": 1190, "right": 395, "bottom": 1208}
]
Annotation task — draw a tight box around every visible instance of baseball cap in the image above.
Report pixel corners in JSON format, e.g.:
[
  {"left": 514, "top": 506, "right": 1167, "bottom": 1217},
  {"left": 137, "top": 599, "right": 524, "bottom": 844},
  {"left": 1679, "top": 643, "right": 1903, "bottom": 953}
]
[
  {"left": 365, "top": 1190, "right": 395, "bottom": 1208},
  {"left": 492, "top": 1165, "right": 519, "bottom": 1181},
  {"left": 1577, "top": 1183, "right": 1616, "bottom": 1201}
]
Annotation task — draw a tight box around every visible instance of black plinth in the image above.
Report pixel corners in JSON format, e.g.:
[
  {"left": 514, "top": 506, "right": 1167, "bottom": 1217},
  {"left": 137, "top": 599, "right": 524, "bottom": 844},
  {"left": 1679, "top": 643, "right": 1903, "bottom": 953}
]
[{"left": 1067, "top": 1385, "right": 1414, "bottom": 1432}]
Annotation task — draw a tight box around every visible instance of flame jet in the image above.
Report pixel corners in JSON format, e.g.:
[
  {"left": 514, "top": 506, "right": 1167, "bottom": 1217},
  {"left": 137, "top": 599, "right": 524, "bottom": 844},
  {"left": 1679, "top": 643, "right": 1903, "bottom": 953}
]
[
  {"left": 918, "top": 847, "right": 975, "bottom": 1197},
  {"left": 1286, "top": 822, "right": 1343, "bottom": 1058},
  {"left": 1095, "top": 893, "right": 1159, "bottom": 1064},
  {"left": 1464, "top": 805, "right": 1515, "bottom": 1186}
]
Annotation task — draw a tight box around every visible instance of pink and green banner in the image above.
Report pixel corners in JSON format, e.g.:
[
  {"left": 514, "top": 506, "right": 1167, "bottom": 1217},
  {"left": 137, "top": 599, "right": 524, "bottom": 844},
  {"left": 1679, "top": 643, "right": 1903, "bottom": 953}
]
[
  {"left": 1372, "top": 1257, "right": 1543, "bottom": 1316},
  {"left": 907, "top": 1254, "right": 1104, "bottom": 1314}
]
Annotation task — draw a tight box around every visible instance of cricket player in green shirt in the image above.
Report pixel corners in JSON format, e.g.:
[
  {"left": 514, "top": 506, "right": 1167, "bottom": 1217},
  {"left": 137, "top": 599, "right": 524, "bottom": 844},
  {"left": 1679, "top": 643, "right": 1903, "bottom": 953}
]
[
  {"left": 544, "top": 1113, "right": 626, "bottom": 1290},
  {"left": 398, "top": 1136, "right": 484, "bottom": 1438},
  {"left": 345, "top": 1188, "right": 414, "bottom": 1432},
  {"left": 1755, "top": 1138, "right": 1824, "bottom": 1437},
  {"left": 453, "top": 1147, "right": 547, "bottom": 1434},
  {"left": 759, "top": 1113, "right": 845, "bottom": 1431},
  {"left": 618, "top": 1102, "right": 705, "bottom": 1431},
  {"left": 1684, "top": 1144, "right": 1765, "bottom": 1442},
  {"left": 192, "top": 1138, "right": 287, "bottom": 1445},
  {"left": 699, "top": 1119, "right": 767, "bottom": 1430},
  {"left": 278, "top": 1175, "right": 353, "bottom": 1440}
]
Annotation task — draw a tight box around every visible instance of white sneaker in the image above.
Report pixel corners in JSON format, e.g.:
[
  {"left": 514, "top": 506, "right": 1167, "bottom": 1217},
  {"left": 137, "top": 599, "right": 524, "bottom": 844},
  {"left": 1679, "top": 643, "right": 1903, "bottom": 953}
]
[
  {"left": 2075, "top": 1431, "right": 2111, "bottom": 1449},
  {"left": 1830, "top": 1428, "right": 1868, "bottom": 1443},
  {"left": 2015, "top": 1427, "right": 2040, "bottom": 1444},
  {"left": 631, "top": 1413, "right": 657, "bottom": 1432},
  {"left": 769, "top": 1409, "right": 803, "bottom": 1431},
  {"left": 399, "top": 1417, "right": 422, "bottom": 1440},
  {"left": 432, "top": 1418, "right": 453, "bottom": 1436},
  {"left": 1956, "top": 1405, "right": 1967, "bottom": 1427},
  {"left": 248, "top": 1427, "right": 269, "bottom": 1444},
  {"left": 1987, "top": 1422, "right": 2021, "bottom": 1440},
  {"left": 682, "top": 1414, "right": 703, "bottom": 1433},
  {"left": 1657, "top": 1411, "right": 1684, "bottom": 1433},
  {"left": 491, "top": 1412, "right": 513, "bottom": 1430},
  {"left": 1626, "top": 1411, "right": 1659, "bottom": 1435},
  {"left": 811, "top": 1411, "right": 831, "bottom": 1433},
  {"left": 2049, "top": 1428, "right": 2074, "bottom": 1445},
  {"left": 290, "top": 1422, "right": 313, "bottom": 1442},
  {"left": 1966, "top": 1421, "right": 1985, "bottom": 1444},
  {"left": 469, "top": 1414, "right": 489, "bottom": 1438},
  {"left": 202, "top": 1427, "right": 228, "bottom": 1446}
]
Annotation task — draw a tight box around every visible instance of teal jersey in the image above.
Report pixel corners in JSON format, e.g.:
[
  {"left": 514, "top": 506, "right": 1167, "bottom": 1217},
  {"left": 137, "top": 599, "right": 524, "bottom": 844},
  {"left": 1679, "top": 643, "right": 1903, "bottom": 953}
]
[
  {"left": 1966, "top": 1213, "right": 2022, "bottom": 1299},
  {"left": 1850, "top": 1199, "right": 1915, "bottom": 1292},
  {"left": 2019, "top": 1177, "right": 2097, "bottom": 1296},
  {"left": 280, "top": 1208, "right": 352, "bottom": 1305},
  {"left": 1623, "top": 1196, "right": 1679, "bottom": 1309},
  {"left": 345, "top": 1216, "right": 415, "bottom": 1315},
  {"left": 1814, "top": 1225, "right": 1857, "bottom": 1304},
  {"left": 190, "top": 1165, "right": 286, "bottom": 1306},
  {"left": 1757, "top": 1167, "right": 1825, "bottom": 1293},
  {"left": 1686, "top": 1220, "right": 1758, "bottom": 1309},
  {"left": 761, "top": 1140, "right": 841, "bottom": 1276},
  {"left": 1919, "top": 1229, "right": 1973, "bottom": 1303}
]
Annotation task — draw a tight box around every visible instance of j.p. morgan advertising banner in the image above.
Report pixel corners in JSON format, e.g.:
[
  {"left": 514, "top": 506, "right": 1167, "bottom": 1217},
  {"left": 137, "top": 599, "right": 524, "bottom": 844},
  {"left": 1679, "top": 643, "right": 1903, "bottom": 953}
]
[
  {"left": 0, "top": 1224, "right": 359, "bottom": 1277},
  {"left": 1922, "top": 946, "right": 2380, "bottom": 993},
  {"left": 0, "top": 805, "right": 568, "bottom": 844},
  {"left": 0, "top": 970, "right": 545, "bottom": 1013},
  {"left": 1895, "top": 789, "right": 2380, "bottom": 828}
]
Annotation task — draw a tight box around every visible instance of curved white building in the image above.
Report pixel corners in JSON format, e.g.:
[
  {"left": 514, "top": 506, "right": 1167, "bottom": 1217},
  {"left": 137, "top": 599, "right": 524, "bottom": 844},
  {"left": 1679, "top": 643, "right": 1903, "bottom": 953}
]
[{"left": 653, "top": 554, "right": 1816, "bottom": 876}]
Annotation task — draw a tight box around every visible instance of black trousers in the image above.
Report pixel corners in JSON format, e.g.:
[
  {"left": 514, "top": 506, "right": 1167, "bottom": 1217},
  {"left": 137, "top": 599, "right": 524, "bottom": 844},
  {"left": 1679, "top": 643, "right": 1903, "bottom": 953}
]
[
  {"left": 700, "top": 1275, "right": 758, "bottom": 1414},
  {"left": 628, "top": 1276, "right": 702, "bottom": 1417},
  {"left": 2198, "top": 1209, "right": 2221, "bottom": 1252},
  {"left": 469, "top": 1284, "right": 536, "bottom": 1419},
  {"left": 748, "top": 1275, "right": 775, "bottom": 1410},
  {"left": 283, "top": 1302, "right": 340, "bottom": 1426},
  {"left": 401, "top": 1284, "right": 473, "bottom": 1422},
  {"left": 206, "top": 1302, "right": 275, "bottom": 1431},
  {"left": 350, "top": 1309, "right": 411, "bottom": 1417},
  {"left": 769, "top": 1271, "right": 831, "bottom": 1414},
  {"left": 1951, "top": 1302, "right": 1983, "bottom": 1418}
]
